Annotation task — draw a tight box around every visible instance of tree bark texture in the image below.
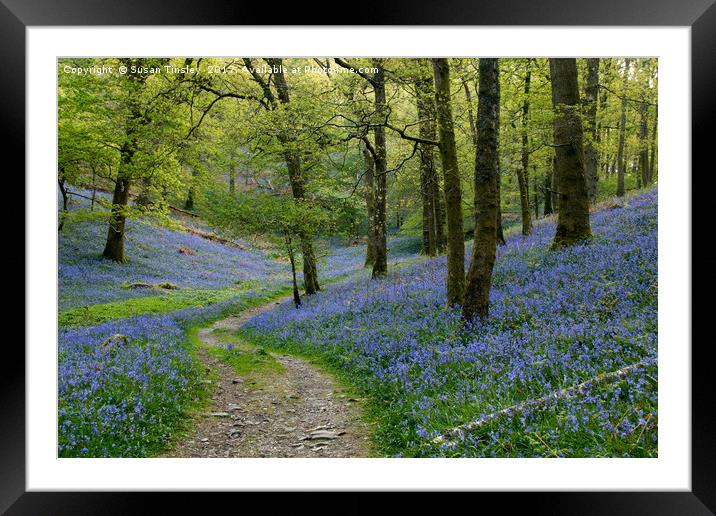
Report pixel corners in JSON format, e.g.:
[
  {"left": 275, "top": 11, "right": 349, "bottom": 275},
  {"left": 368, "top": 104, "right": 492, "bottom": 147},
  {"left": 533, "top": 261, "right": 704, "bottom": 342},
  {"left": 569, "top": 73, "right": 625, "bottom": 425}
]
[
  {"left": 549, "top": 58, "right": 592, "bottom": 247},
  {"left": 432, "top": 58, "right": 465, "bottom": 306},
  {"left": 463, "top": 58, "right": 500, "bottom": 323},
  {"left": 361, "top": 141, "right": 377, "bottom": 267},
  {"left": 370, "top": 59, "right": 388, "bottom": 278}
]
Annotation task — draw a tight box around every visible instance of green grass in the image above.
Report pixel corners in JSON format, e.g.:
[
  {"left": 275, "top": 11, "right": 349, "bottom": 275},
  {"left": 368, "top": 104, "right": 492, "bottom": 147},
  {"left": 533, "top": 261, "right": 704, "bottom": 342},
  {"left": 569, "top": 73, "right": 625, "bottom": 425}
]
[
  {"left": 58, "top": 284, "right": 253, "bottom": 328},
  {"left": 151, "top": 326, "right": 216, "bottom": 456},
  {"left": 207, "top": 329, "right": 284, "bottom": 378}
]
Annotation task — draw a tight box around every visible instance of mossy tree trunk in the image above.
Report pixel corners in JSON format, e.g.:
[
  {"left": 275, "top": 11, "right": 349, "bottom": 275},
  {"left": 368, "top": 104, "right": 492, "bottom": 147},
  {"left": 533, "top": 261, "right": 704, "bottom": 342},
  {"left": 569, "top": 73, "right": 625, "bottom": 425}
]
[
  {"left": 463, "top": 58, "right": 500, "bottom": 323},
  {"left": 264, "top": 58, "right": 320, "bottom": 294},
  {"left": 432, "top": 58, "right": 465, "bottom": 306},
  {"left": 284, "top": 232, "right": 302, "bottom": 308},
  {"left": 370, "top": 59, "right": 389, "bottom": 279},
  {"left": 184, "top": 164, "right": 197, "bottom": 211},
  {"left": 58, "top": 165, "right": 69, "bottom": 232},
  {"left": 102, "top": 148, "right": 132, "bottom": 263},
  {"left": 361, "top": 141, "right": 377, "bottom": 267},
  {"left": 102, "top": 60, "right": 152, "bottom": 263},
  {"left": 281, "top": 148, "right": 320, "bottom": 294},
  {"left": 549, "top": 58, "right": 592, "bottom": 247},
  {"left": 102, "top": 114, "right": 139, "bottom": 263},
  {"left": 551, "top": 155, "right": 559, "bottom": 212}
]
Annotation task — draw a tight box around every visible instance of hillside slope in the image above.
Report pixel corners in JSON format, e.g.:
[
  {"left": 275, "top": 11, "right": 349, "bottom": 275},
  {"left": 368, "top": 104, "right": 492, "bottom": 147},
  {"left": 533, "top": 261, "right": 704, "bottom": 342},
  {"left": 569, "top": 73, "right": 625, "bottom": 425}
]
[{"left": 243, "top": 189, "right": 659, "bottom": 457}]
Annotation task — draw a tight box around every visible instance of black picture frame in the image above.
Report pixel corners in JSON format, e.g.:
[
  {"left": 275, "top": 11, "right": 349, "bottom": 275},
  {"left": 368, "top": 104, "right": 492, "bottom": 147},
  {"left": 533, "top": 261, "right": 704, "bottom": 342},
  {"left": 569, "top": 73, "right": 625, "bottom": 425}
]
[{"left": 7, "top": 0, "right": 715, "bottom": 513}]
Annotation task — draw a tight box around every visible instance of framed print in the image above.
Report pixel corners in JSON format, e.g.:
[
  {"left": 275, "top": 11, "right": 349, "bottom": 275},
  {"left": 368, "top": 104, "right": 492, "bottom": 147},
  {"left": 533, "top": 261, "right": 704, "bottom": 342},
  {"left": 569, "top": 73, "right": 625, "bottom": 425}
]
[{"left": 8, "top": 0, "right": 715, "bottom": 512}]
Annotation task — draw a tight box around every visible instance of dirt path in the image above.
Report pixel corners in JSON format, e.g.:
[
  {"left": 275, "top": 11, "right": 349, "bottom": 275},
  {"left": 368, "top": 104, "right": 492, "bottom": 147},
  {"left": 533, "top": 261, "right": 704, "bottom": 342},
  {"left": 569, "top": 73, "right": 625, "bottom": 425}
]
[{"left": 166, "top": 297, "right": 371, "bottom": 458}]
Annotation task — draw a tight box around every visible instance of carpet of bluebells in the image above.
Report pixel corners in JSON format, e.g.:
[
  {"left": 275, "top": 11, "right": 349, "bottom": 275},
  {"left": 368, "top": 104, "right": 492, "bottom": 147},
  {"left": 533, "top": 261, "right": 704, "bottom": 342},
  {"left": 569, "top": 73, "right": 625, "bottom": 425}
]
[
  {"left": 57, "top": 187, "right": 420, "bottom": 457},
  {"left": 59, "top": 190, "right": 286, "bottom": 312},
  {"left": 58, "top": 298, "right": 267, "bottom": 457},
  {"left": 243, "top": 190, "right": 659, "bottom": 457}
]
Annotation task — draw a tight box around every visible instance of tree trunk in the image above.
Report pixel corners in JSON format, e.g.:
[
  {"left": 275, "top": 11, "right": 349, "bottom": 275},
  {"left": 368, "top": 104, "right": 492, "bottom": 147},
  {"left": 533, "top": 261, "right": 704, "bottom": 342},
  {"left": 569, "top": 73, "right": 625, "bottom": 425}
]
[
  {"left": 267, "top": 58, "right": 321, "bottom": 293},
  {"left": 102, "top": 151, "right": 132, "bottom": 262},
  {"left": 415, "top": 74, "right": 438, "bottom": 256},
  {"left": 616, "top": 58, "right": 631, "bottom": 198},
  {"left": 58, "top": 171, "right": 69, "bottom": 232},
  {"left": 282, "top": 149, "right": 320, "bottom": 294},
  {"left": 285, "top": 232, "right": 302, "bottom": 308},
  {"left": 602, "top": 127, "right": 612, "bottom": 178},
  {"left": 184, "top": 165, "right": 197, "bottom": 211},
  {"left": 463, "top": 58, "right": 500, "bottom": 323},
  {"left": 361, "top": 141, "right": 377, "bottom": 267},
  {"left": 517, "top": 59, "right": 533, "bottom": 236},
  {"left": 549, "top": 58, "right": 592, "bottom": 247},
  {"left": 371, "top": 59, "right": 388, "bottom": 278},
  {"left": 495, "top": 81, "right": 506, "bottom": 247},
  {"left": 433, "top": 166, "right": 447, "bottom": 253},
  {"left": 583, "top": 58, "right": 600, "bottom": 203},
  {"left": 463, "top": 81, "right": 478, "bottom": 146},
  {"left": 432, "top": 58, "right": 465, "bottom": 306},
  {"left": 102, "top": 61, "right": 150, "bottom": 263}
]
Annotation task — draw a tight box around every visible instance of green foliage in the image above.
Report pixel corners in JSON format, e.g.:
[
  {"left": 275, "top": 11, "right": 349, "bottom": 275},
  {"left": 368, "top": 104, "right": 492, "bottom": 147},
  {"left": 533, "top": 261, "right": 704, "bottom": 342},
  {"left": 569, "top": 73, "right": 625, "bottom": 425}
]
[
  {"left": 201, "top": 189, "right": 333, "bottom": 246},
  {"left": 207, "top": 335, "right": 284, "bottom": 378},
  {"left": 58, "top": 285, "right": 252, "bottom": 328}
]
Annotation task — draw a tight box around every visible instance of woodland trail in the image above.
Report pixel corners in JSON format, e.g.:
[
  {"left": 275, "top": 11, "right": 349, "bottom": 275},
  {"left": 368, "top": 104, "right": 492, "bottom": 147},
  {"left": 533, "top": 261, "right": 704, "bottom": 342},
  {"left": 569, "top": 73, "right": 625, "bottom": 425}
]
[{"left": 165, "top": 297, "right": 372, "bottom": 458}]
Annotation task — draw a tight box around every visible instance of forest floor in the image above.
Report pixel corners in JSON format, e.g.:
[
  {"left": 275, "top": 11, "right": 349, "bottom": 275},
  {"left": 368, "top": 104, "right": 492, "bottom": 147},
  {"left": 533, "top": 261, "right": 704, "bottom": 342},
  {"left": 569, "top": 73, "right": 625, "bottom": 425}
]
[{"left": 165, "top": 296, "right": 372, "bottom": 458}]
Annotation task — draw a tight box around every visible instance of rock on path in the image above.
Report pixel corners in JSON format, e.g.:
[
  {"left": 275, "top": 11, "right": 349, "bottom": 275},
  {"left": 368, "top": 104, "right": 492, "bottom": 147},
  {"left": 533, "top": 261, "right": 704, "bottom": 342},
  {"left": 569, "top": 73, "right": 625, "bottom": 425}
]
[{"left": 165, "top": 298, "right": 371, "bottom": 458}]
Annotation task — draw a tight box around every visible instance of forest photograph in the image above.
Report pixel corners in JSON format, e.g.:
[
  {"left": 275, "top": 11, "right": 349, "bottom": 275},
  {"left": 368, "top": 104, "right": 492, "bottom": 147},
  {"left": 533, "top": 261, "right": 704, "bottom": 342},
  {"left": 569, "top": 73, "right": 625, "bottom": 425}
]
[{"left": 57, "top": 56, "right": 658, "bottom": 459}]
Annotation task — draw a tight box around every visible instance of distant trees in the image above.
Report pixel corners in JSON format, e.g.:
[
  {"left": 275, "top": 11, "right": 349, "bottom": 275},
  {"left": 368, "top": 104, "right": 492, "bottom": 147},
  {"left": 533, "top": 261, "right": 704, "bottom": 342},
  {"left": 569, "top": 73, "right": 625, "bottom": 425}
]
[
  {"left": 414, "top": 65, "right": 442, "bottom": 257},
  {"left": 615, "top": 58, "right": 631, "bottom": 198},
  {"left": 583, "top": 58, "right": 600, "bottom": 203},
  {"left": 517, "top": 59, "right": 533, "bottom": 236},
  {"left": 549, "top": 58, "right": 592, "bottom": 246},
  {"left": 204, "top": 190, "right": 331, "bottom": 308},
  {"left": 261, "top": 58, "right": 322, "bottom": 293},
  {"left": 187, "top": 57, "right": 327, "bottom": 293},
  {"left": 333, "top": 58, "right": 389, "bottom": 279},
  {"left": 57, "top": 56, "right": 657, "bottom": 320},
  {"left": 58, "top": 57, "right": 185, "bottom": 263}
]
